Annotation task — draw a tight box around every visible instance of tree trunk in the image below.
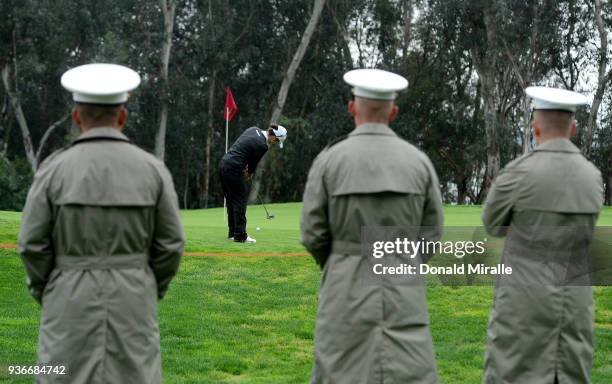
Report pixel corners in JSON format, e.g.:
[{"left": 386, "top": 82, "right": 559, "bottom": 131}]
[
  {"left": 203, "top": 71, "right": 216, "bottom": 208},
  {"left": 251, "top": 0, "right": 327, "bottom": 201},
  {"left": 586, "top": 88, "right": 604, "bottom": 157},
  {"left": 455, "top": 174, "right": 467, "bottom": 205},
  {"left": 606, "top": 175, "right": 612, "bottom": 206},
  {"left": 35, "top": 114, "right": 69, "bottom": 167},
  {"left": 585, "top": 0, "right": 610, "bottom": 158},
  {"left": 470, "top": 79, "right": 484, "bottom": 204},
  {"left": 522, "top": 97, "right": 532, "bottom": 153},
  {"left": 329, "top": 2, "right": 353, "bottom": 68},
  {"left": 605, "top": 175, "right": 611, "bottom": 206},
  {"left": 402, "top": 0, "right": 413, "bottom": 58},
  {"left": 183, "top": 163, "right": 189, "bottom": 209},
  {"left": 0, "top": 97, "right": 9, "bottom": 155},
  {"left": 477, "top": 68, "right": 501, "bottom": 199},
  {"left": 1, "top": 63, "right": 36, "bottom": 172},
  {"left": 269, "top": 0, "right": 326, "bottom": 125},
  {"left": 470, "top": 5, "right": 503, "bottom": 199},
  {"left": 154, "top": 0, "right": 176, "bottom": 161},
  {"left": 500, "top": 2, "right": 538, "bottom": 154}
]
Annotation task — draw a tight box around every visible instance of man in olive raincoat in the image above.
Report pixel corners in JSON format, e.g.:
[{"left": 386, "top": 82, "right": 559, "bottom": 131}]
[
  {"left": 18, "top": 63, "right": 184, "bottom": 384},
  {"left": 482, "top": 87, "right": 603, "bottom": 384},
  {"left": 301, "top": 69, "right": 444, "bottom": 383}
]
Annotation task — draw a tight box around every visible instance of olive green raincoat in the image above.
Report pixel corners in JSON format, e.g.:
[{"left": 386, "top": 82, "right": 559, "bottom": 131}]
[
  {"left": 18, "top": 128, "right": 185, "bottom": 384},
  {"left": 301, "top": 123, "right": 444, "bottom": 384},
  {"left": 482, "top": 138, "right": 603, "bottom": 384}
]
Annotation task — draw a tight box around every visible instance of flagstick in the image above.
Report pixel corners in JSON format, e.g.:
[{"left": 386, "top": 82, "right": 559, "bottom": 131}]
[
  {"left": 224, "top": 107, "right": 229, "bottom": 225},
  {"left": 225, "top": 107, "right": 229, "bottom": 154}
]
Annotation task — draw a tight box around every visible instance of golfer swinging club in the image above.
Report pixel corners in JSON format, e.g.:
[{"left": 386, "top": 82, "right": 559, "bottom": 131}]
[{"left": 219, "top": 124, "right": 287, "bottom": 243}]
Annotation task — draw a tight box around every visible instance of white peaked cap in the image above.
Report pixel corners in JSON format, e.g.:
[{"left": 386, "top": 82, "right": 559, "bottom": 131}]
[
  {"left": 61, "top": 63, "right": 141, "bottom": 104},
  {"left": 526, "top": 86, "right": 589, "bottom": 113},
  {"left": 271, "top": 125, "right": 287, "bottom": 148},
  {"left": 343, "top": 69, "right": 408, "bottom": 100}
]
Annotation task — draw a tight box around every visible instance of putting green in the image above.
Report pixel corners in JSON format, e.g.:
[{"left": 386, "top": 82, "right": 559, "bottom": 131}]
[{"left": 182, "top": 203, "right": 519, "bottom": 254}]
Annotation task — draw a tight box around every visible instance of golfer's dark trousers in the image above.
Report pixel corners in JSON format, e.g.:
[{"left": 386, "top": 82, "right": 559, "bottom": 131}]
[{"left": 219, "top": 161, "right": 250, "bottom": 241}]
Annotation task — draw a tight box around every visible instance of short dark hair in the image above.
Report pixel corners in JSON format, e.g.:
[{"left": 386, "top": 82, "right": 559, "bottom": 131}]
[
  {"left": 268, "top": 125, "right": 277, "bottom": 137},
  {"left": 75, "top": 102, "right": 123, "bottom": 125}
]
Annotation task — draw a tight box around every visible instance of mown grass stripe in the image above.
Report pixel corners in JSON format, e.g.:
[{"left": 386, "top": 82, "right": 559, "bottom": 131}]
[{"left": 0, "top": 245, "right": 309, "bottom": 258}]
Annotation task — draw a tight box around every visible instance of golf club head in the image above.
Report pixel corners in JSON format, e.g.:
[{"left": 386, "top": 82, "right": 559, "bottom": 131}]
[{"left": 267, "top": 214, "right": 275, "bottom": 220}]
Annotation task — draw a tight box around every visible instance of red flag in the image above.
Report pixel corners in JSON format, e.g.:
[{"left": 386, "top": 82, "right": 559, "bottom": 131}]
[{"left": 224, "top": 86, "right": 238, "bottom": 122}]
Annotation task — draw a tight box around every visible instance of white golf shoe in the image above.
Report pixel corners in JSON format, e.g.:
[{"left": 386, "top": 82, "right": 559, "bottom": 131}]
[{"left": 234, "top": 235, "right": 256, "bottom": 243}]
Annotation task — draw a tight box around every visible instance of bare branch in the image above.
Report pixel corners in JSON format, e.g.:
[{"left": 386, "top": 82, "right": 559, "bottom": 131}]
[{"left": 35, "top": 114, "right": 69, "bottom": 168}]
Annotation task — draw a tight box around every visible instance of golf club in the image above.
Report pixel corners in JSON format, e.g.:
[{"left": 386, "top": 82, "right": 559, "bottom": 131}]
[{"left": 256, "top": 194, "right": 275, "bottom": 219}]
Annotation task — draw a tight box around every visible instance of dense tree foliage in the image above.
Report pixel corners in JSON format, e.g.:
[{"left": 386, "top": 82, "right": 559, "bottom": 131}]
[{"left": 0, "top": 0, "right": 611, "bottom": 211}]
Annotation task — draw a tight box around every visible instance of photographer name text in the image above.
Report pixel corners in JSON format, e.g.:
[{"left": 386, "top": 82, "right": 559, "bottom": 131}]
[{"left": 373, "top": 263, "right": 512, "bottom": 276}]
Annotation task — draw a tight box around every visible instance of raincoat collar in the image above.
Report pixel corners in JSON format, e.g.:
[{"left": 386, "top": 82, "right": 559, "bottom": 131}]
[
  {"left": 349, "top": 123, "right": 397, "bottom": 137},
  {"left": 534, "top": 138, "right": 581, "bottom": 153},
  {"left": 73, "top": 127, "right": 130, "bottom": 144}
]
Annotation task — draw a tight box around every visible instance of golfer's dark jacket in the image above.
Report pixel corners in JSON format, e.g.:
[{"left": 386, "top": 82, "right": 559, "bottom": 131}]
[{"left": 221, "top": 127, "right": 268, "bottom": 174}]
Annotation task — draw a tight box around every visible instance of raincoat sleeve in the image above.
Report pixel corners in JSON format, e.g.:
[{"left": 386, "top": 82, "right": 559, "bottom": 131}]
[
  {"left": 300, "top": 153, "right": 332, "bottom": 267},
  {"left": 18, "top": 162, "right": 56, "bottom": 304},
  {"left": 420, "top": 157, "right": 444, "bottom": 239},
  {"left": 418, "top": 157, "right": 444, "bottom": 262},
  {"left": 482, "top": 168, "right": 522, "bottom": 237},
  {"left": 150, "top": 164, "right": 185, "bottom": 299}
]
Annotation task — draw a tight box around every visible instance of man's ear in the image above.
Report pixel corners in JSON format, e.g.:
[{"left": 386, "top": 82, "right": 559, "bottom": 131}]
[
  {"left": 348, "top": 100, "right": 356, "bottom": 117},
  {"left": 388, "top": 104, "right": 399, "bottom": 122},
  {"left": 72, "top": 108, "right": 81, "bottom": 127},
  {"left": 532, "top": 119, "right": 541, "bottom": 141},
  {"left": 117, "top": 106, "right": 128, "bottom": 129},
  {"left": 570, "top": 120, "right": 577, "bottom": 138}
]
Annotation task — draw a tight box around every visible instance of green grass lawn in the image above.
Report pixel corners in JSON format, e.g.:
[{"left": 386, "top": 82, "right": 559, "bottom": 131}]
[{"left": 0, "top": 204, "right": 611, "bottom": 383}]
